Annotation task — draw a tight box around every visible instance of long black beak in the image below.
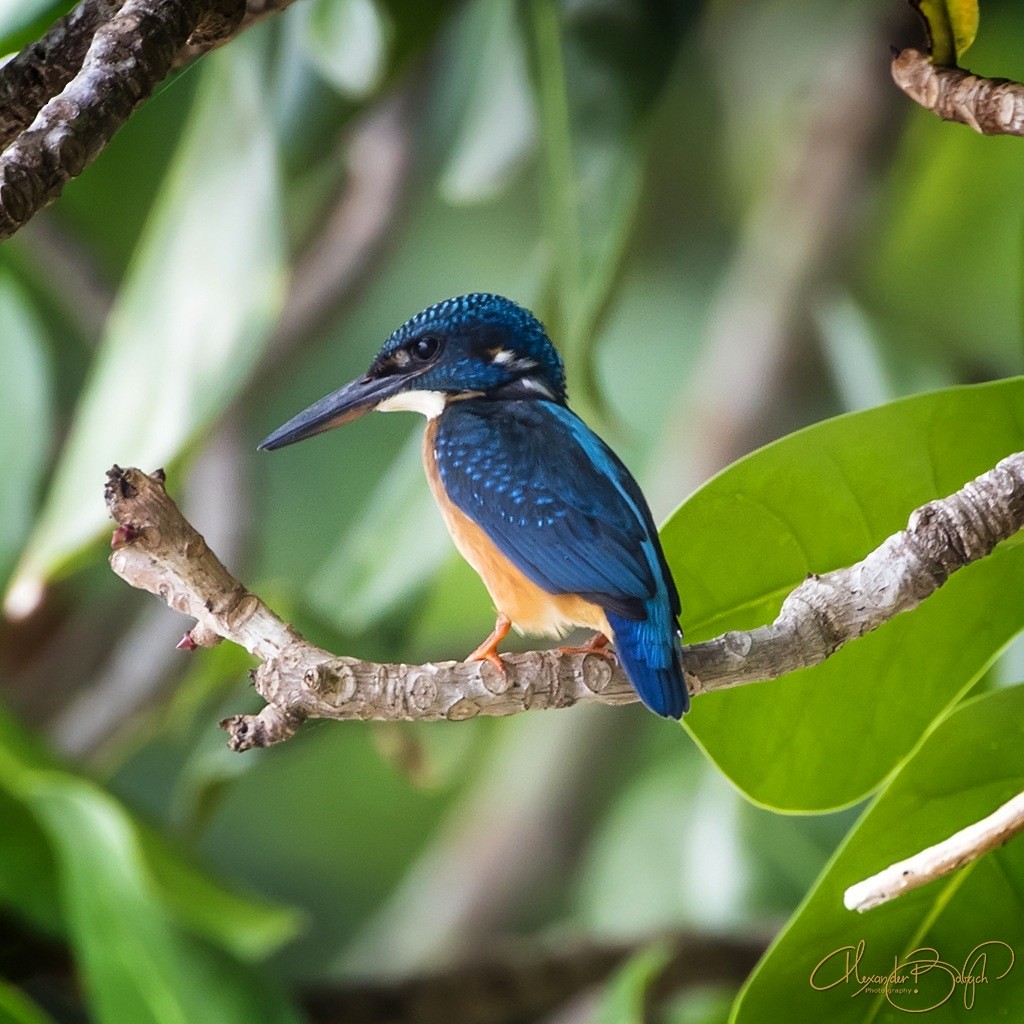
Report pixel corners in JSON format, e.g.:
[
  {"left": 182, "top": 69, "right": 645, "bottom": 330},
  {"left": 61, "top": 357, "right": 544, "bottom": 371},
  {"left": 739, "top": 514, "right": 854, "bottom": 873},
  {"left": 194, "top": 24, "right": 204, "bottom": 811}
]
[{"left": 258, "top": 373, "right": 407, "bottom": 451}]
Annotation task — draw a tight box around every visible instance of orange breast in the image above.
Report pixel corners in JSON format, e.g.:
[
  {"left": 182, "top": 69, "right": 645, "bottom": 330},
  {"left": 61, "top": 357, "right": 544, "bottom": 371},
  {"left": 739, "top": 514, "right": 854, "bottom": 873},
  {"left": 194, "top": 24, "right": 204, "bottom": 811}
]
[{"left": 422, "top": 421, "right": 610, "bottom": 639}]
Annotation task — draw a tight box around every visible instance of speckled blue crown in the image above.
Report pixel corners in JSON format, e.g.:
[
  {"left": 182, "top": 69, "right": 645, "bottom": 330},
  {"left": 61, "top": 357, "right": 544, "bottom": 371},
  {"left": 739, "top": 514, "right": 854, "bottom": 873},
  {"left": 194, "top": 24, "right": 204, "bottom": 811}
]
[{"left": 380, "top": 293, "right": 567, "bottom": 402}]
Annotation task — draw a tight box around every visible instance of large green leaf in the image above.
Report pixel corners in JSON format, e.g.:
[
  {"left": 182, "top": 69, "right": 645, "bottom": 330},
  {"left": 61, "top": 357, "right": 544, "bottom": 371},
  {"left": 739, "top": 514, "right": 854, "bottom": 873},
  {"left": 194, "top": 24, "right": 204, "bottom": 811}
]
[
  {"left": 5, "top": 42, "right": 285, "bottom": 611},
  {"left": 0, "top": 704, "right": 300, "bottom": 1002},
  {"left": 0, "top": 273, "right": 52, "bottom": 590},
  {"left": 734, "top": 683, "right": 1024, "bottom": 1023},
  {"left": 136, "top": 830, "right": 301, "bottom": 962},
  {"left": 26, "top": 776, "right": 301, "bottom": 1024},
  {"left": 0, "top": 980, "right": 57, "bottom": 1024},
  {"left": 662, "top": 378, "right": 1024, "bottom": 810}
]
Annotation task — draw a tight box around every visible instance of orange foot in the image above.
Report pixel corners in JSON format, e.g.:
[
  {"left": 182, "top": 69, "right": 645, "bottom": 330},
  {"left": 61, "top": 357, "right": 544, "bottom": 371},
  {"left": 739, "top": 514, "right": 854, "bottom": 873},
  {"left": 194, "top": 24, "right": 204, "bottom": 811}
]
[
  {"left": 465, "top": 614, "right": 512, "bottom": 675},
  {"left": 558, "top": 632, "right": 616, "bottom": 661}
]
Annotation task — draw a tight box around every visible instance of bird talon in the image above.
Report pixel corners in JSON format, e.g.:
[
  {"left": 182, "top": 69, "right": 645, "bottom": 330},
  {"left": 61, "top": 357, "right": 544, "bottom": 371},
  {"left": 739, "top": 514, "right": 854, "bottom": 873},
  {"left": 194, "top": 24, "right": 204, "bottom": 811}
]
[
  {"left": 558, "top": 632, "right": 616, "bottom": 661},
  {"left": 465, "top": 614, "right": 511, "bottom": 675},
  {"left": 480, "top": 650, "right": 506, "bottom": 676}
]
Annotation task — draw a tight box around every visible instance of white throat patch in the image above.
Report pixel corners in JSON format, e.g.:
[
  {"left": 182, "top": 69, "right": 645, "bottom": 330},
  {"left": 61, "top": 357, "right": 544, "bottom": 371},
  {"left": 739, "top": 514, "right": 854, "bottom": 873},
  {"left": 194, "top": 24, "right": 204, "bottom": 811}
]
[{"left": 376, "top": 390, "right": 447, "bottom": 419}]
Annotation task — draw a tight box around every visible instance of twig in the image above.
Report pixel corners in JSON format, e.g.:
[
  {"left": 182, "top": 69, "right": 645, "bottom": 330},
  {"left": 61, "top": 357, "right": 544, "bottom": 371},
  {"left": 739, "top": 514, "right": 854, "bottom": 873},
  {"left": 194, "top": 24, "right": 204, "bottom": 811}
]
[
  {"left": 844, "top": 791, "right": 1024, "bottom": 913},
  {"left": 0, "top": 0, "right": 246, "bottom": 241},
  {"left": 102, "top": 448, "right": 1024, "bottom": 750},
  {"left": 891, "top": 48, "right": 1024, "bottom": 136},
  {"left": 174, "top": 0, "right": 301, "bottom": 66}
]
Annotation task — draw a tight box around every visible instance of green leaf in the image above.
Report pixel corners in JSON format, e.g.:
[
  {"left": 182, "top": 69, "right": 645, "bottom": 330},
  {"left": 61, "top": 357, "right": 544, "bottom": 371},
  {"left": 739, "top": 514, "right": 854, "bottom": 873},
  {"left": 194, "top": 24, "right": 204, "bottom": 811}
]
[
  {"left": 0, "top": 980, "right": 58, "bottom": 1024},
  {"left": 0, "top": 788, "right": 62, "bottom": 936},
  {"left": 913, "top": 0, "right": 979, "bottom": 66},
  {"left": 662, "top": 378, "right": 1024, "bottom": 810},
  {"left": 138, "top": 830, "right": 302, "bottom": 962},
  {"left": 26, "top": 776, "right": 301, "bottom": 1024},
  {"left": 0, "top": 701, "right": 299, "bottom": 970},
  {"left": 734, "top": 683, "right": 1024, "bottom": 1023},
  {"left": 597, "top": 944, "right": 672, "bottom": 1024},
  {"left": 0, "top": 273, "right": 52, "bottom": 591},
  {"left": 300, "top": 0, "right": 389, "bottom": 98},
  {"left": 6, "top": 43, "right": 285, "bottom": 609}
]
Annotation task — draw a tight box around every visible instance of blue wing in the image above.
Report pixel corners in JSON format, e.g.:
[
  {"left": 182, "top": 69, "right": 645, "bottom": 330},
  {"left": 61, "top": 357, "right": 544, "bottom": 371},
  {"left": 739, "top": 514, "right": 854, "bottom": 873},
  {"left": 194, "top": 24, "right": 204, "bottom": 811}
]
[{"left": 434, "top": 399, "right": 688, "bottom": 717}]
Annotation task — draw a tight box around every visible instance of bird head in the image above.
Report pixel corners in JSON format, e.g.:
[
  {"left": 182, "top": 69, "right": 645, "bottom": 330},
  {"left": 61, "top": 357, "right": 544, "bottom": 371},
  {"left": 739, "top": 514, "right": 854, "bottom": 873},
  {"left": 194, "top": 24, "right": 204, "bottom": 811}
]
[{"left": 259, "top": 293, "right": 566, "bottom": 450}]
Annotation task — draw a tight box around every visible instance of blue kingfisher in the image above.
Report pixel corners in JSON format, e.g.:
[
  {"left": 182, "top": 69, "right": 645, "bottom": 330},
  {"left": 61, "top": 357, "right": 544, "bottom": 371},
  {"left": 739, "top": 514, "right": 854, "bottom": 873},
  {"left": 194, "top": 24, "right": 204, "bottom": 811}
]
[{"left": 260, "top": 294, "right": 688, "bottom": 718}]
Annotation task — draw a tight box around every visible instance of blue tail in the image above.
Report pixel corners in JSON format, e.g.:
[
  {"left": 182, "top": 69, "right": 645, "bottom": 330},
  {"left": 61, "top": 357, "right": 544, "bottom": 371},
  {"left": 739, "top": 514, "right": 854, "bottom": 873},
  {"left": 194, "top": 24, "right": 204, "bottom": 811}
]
[{"left": 606, "top": 610, "right": 689, "bottom": 719}]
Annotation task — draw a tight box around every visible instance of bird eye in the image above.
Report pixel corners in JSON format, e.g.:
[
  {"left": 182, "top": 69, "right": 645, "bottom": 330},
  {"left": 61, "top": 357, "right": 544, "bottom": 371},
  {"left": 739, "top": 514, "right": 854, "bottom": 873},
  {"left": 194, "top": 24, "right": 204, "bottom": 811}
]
[{"left": 411, "top": 336, "right": 439, "bottom": 360}]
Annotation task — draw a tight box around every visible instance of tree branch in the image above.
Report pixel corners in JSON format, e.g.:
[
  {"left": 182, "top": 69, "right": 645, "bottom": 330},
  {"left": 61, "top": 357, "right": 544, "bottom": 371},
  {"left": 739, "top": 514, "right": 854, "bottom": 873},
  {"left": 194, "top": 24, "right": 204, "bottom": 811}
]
[
  {"left": 0, "top": 0, "right": 258, "bottom": 241},
  {"left": 0, "top": 0, "right": 127, "bottom": 151},
  {"left": 102, "top": 448, "right": 1024, "bottom": 751},
  {"left": 891, "top": 48, "right": 1024, "bottom": 136},
  {"left": 844, "top": 790, "right": 1024, "bottom": 913}
]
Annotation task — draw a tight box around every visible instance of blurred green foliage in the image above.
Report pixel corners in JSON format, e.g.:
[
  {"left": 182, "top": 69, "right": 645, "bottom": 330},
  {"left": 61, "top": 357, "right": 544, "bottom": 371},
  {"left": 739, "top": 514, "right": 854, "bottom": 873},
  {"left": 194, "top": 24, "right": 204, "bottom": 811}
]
[{"left": 2, "top": 0, "right": 1024, "bottom": 1022}]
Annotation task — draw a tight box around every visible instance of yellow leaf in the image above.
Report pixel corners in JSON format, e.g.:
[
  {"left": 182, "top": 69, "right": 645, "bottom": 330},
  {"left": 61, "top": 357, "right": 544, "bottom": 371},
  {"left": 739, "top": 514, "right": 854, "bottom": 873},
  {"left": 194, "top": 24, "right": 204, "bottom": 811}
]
[{"left": 913, "top": 0, "right": 979, "bottom": 66}]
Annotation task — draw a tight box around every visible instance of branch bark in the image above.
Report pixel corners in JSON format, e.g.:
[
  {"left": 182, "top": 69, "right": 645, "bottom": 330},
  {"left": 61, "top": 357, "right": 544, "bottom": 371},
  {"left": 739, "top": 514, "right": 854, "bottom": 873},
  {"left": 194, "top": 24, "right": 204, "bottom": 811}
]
[
  {"left": 102, "top": 448, "right": 1024, "bottom": 751},
  {"left": 0, "top": 0, "right": 289, "bottom": 241},
  {"left": 891, "top": 48, "right": 1024, "bottom": 136},
  {"left": 844, "top": 791, "right": 1024, "bottom": 913},
  {"left": 0, "top": 0, "right": 127, "bottom": 151}
]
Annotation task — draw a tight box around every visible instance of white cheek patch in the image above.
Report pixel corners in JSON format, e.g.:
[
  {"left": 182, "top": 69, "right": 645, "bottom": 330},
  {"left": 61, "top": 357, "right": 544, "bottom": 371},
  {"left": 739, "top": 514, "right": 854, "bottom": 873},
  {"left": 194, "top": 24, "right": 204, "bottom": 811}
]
[
  {"left": 376, "top": 390, "right": 447, "bottom": 418},
  {"left": 519, "top": 377, "right": 555, "bottom": 399},
  {"left": 492, "top": 349, "right": 514, "bottom": 365}
]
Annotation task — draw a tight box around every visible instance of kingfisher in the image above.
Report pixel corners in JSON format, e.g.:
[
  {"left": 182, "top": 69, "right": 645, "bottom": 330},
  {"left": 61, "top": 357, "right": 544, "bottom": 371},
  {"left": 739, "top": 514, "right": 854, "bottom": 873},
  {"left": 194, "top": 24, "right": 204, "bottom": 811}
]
[{"left": 259, "top": 294, "right": 689, "bottom": 718}]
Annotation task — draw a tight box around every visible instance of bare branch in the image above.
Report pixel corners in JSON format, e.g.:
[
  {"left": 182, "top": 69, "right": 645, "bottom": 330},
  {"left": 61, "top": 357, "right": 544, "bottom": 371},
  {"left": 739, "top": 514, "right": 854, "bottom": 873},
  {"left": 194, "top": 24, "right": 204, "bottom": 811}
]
[
  {"left": 102, "top": 449, "right": 1024, "bottom": 750},
  {"left": 0, "top": 0, "right": 246, "bottom": 241},
  {"left": 891, "top": 48, "right": 1024, "bottom": 136},
  {"left": 0, "top": 0, "right": 127, "bottom": 151},
  {"left": 845, "top": 791, "right": 1024, "bottom": 913}
]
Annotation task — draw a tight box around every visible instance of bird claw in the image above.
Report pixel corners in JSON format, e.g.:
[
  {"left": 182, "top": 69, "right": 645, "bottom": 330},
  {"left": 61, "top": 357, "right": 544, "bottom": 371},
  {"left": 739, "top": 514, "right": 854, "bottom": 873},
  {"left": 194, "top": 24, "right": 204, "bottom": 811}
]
[
  {"left": 470, "top": 648, "right": 506, "bottom": 677},
  {"left": 557, "top": 632, "right": 616, "bottom": 661},
  {"left": 465, "top": 614, "right": 512, "bottom": 676}
]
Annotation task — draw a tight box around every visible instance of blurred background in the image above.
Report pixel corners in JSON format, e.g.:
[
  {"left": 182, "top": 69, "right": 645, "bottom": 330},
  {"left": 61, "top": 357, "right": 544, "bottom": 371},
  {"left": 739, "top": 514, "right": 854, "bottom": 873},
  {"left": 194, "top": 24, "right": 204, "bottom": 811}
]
[{"left": 2, "top": 0, "right": 1024, "bottom": 1021}]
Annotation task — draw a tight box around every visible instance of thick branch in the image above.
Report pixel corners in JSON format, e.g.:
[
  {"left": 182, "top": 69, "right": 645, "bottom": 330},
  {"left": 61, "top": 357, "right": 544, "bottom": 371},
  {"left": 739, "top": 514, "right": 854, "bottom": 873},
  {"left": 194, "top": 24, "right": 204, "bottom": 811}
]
[
  {"left": 0, "top": 0, "right": 245, "bottom": 241},
  {"left": 891, "top": 48, "right": 1024, "bottom": 136},
  {"left": 0, "top": 0, "right": 127, "bottom": 151},
  {"left": 845, "top": 791, "right": 1024, "bottom": 912},
  {"left": 103, "top": 450, "right": 1024, "bottom": 751}
]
